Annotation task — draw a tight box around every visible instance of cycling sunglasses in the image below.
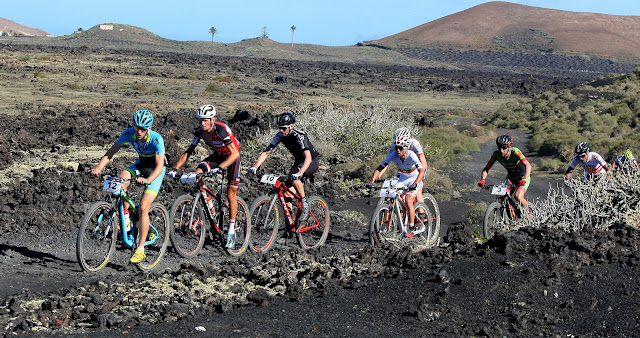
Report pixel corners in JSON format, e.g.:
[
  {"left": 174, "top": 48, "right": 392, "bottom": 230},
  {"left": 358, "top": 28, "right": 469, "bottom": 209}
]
[
  {"left": 499, "top": 145, "right": 510, "bottom": 150},
  {"left": 134, "top": 126, "right": 148, "bottom": 132}
]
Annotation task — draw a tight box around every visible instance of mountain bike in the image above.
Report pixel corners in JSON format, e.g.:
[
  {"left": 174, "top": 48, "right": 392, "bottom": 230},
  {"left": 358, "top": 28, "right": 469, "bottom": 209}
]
[
  {"left": 76, "top": 175, "right": 170, "bottom": 272},
  {"left": 249, "top": 172, "right": 330, "bottom": 253},
  {"left": 369, "top": 178, "right": 432, "bottom": 248},
  {"left": 374, "top": 181, "right": 440, "bottom": 246},
  {"left": 482, "top": 183, "right": 524, "bottom": 239},
  {"left": 169, "top": 171, "right": 250, "bottom": 257}
]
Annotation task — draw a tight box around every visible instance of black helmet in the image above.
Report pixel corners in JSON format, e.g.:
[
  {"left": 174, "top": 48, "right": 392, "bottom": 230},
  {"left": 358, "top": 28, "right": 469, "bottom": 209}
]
[
  {"left": 575, "top": 142, "right": 590, "bottom": 154},
  {"left": 496, "top": 134, "right": 513, "bottom": 148},
  {"left": 277, "top": 112, "right": 296, "bottom": 127}
]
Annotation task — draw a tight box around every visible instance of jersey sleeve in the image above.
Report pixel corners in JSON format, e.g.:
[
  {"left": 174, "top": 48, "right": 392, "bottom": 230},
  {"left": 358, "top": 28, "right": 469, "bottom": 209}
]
[
  {"left": 214, "top": 123, "right": 233, "bottom": 146},
  {"left": 410, "top": 139, "right": 424, "bottom": 156},
  {"left": 116, "top": 128, "right": 134, "bottom": 146},
  {"left": 380, "top": 152, "right": 395, "bottom": 168},
  {"left": 190, "top": 128, "right": 202, "bottom": 146},
  {"left": 513, "top": 147, "right": 527, "bottom": 162},
  {"left": 409, "top": 151, "right": 423, "bottom": 169},
  {"left": 264, "top": 133, "right": 282, "bottom": 152},
  {"left": 569, "top": 156, "right": 579, "bottom": 169},
  {"left": 152, "top": 134, "right": 165, "bottom": 155}
]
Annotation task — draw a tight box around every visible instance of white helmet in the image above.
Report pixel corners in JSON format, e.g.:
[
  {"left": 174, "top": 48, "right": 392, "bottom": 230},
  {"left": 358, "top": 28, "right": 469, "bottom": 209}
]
[
  {"left": 393, "top": 127, "right": 411, "bottom": 142},
  {"left": 395, "top": 135, "right": 411, "bottom": 149},
  {"left": 196, "top": 104, "right": 216, "bottom": 119}
]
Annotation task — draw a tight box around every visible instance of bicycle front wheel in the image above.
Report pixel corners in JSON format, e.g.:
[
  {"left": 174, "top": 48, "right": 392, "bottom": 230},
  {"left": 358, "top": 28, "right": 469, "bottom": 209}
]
[
  {"left": 369, "top": 202, "right": 400, "bottom": 246},
  {"left": 224, "top": 196, "right": 251, "bottom": 256},
  {"left": 297, "top": 196, "right": 330, "bottom": 250},
  {"left": 76, "top": 201, "right": 118, "bottom": 272},
  {"left": 169, "top": 194, "right": 206, "bottom": 258},
  {"left": 483, "top": 201, "right": 505, "bottom": 240},
  {"left": 137, "top": 202, "right": 170, "bottom": 271},
  {"left": 249, "top": 195, "right": 280, "bottom": 253}
]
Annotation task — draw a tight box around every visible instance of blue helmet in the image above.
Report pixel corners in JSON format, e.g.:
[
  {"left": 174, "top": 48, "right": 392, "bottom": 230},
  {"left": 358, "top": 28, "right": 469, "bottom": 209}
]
[{"left": 132, "top": 109, "right": 154, "bottom": 128}]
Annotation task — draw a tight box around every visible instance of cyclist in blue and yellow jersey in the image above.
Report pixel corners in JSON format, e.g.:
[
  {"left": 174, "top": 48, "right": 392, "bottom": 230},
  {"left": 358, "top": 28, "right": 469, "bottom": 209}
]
[
  {"left": 91, "top": 109, "right": 166, "bottom": 264},
  {"left": 168, "top": 104, "right": 241, "bottom": 248},
  {"left": 249, "top": 112, "right": 320, "bottom": 220},
  {"left": 478, "top": 134, "right": 531, "bottom": 209},
  {"left": 611, "top": 148, "right": 639, "bottom": 171}
]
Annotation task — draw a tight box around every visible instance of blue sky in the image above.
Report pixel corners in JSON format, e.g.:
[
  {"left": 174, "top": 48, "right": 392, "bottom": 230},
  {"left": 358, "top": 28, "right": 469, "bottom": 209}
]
[{"left": 3, "top": 0, "right": 638, "bottom": 46}]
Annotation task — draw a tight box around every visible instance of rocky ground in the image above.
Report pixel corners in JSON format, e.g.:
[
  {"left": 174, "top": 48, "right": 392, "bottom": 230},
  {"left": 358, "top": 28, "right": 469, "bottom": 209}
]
[{"left": 0, "top": 43, "right": 639, "bottom": 337}]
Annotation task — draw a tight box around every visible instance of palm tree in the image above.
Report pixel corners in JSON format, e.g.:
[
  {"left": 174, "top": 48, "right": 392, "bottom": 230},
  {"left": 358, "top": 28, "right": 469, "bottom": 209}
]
[
  {"left": 290, "top": 25, "right": 296, "bottom": 47},
  {"left": 208, "top": 27, "right": 217, "bottom": 42}
]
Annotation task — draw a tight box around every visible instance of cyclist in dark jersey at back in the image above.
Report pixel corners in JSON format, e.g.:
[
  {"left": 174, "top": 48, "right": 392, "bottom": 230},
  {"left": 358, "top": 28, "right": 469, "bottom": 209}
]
[
  {"left": 168, "top": 104, "right": 241, "bottom": 248},
  {"left": 249, "top": 112, "right": 320, "bottom": 220},
  {"left": 478, "top": 134, "right": 532, "bottom": 208}
]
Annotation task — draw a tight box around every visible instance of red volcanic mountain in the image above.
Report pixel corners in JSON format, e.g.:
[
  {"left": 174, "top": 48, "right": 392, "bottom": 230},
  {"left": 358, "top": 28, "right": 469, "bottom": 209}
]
[
  {"left": 368, "top": 1, "right": 640, "bottom": 60},
  {"left": 0, "top": 17, "right": 50, "bottom": 36}
]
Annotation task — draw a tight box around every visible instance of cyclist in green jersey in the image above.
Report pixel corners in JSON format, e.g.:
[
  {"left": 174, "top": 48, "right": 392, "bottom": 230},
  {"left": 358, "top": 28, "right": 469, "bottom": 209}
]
[{"left": 477, "top": 134, "right": 532, "bottom": 208}]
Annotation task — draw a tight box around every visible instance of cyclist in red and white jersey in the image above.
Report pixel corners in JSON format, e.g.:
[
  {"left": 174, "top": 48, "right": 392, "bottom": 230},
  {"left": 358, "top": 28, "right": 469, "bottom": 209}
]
[
  {"left": 368, "top": 135, "right": 425, "bottom": 238},
  {"left": 379, "top": 127, "right": 429, "bottom": 204},
  {"left": 168, "top": 104, "right": 241, "bottom": 248},
  {"left": 564, "top": 142, "right": 611, "bottom": 182}
]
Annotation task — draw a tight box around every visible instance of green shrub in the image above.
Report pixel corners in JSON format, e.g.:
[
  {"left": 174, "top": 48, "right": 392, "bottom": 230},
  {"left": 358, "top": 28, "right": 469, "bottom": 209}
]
[
  {"left": 131, "top": 83, "right": 146, "bottom": 91},
  {"left": 66, "top": 83, "right": 81, "bottom": 90},
  {"left": 205, "top": 83, "right": 219, "bottom": 92}
]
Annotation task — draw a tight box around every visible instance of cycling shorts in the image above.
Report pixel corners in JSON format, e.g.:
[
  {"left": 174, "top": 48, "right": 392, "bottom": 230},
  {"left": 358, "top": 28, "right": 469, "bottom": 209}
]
[
  {"left": 197, "top": 153, "right": 241, "bottom": 186},
  {"left": 398, "top": 172, "right": 423, "bottom": 197},
  {"left": 125, "top": 160, "right": 166, "bottom": 196},
  {"left": 506, "top": 176, "right": 530, "bottom": 192},
  {"left": 287, "top": 158, "right": 320, "bottom": 179}
]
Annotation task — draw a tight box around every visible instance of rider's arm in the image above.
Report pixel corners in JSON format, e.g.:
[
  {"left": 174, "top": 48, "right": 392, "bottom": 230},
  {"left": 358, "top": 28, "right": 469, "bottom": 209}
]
[
  {"left": 219, "top": 143, "right": 240, "bottom": 170},
  {"left": 415, "top": 166, "right": 426, "bottom": 185},
  {"left": 603, "top": 163, "right": 612, "bottom": 172},
  {"left": 418, "top": 153, "right": 427, "bottom": 172},
  {"left": 522, "top": 158, "right": 532, "bottom": 181},
  {"left": 297, "top": 150, "right": 312, "bottom": 175},
  {"left": 140, "top": 153, "right": 166, "bottom": 184},
  {"left": 91, "top": 141, "right": 121, "bottom": 175},
  {"left": 173, "top": 144, "right": 197, "bottom": 171},
  {"left": 253, "top": 150, "right": 271, "bottom": 169},
  {"left": 369, "top": 165, "right": 386, "bottom": 184},
  {"left": 564, "top": 166, "right": 574, "bottom": 181}
]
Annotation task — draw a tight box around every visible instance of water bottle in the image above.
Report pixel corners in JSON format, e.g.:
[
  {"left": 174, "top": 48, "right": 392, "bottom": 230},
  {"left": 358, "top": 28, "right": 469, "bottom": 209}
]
[
  {"left": 204, "top": 192, "right": 215, "bottom": 214},
  {"left": 123, "top": 209, "right": 132, "bottom": 232}
]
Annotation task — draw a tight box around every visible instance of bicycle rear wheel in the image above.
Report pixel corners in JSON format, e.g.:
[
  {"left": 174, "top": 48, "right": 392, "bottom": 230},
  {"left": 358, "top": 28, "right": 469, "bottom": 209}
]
[
  {"left": 483, "top": 201, "right": 505, "bottom": 240},
  {"left": 369, "top": 202, "right": 401, "bottom": 246},
  {"left": 224, "top": 196, "right": 251, "bottom": 256},
  {"left": 137, "top": 202, "right": 170, "bottom": 271},
  {"left": 421, "top": 193, "right": 441, "bottom": 246},
  {"left": 169, "top": 194, "right": 206, "bottom": 258},
  {"left": 249, "top": 195, "right": 280, "bottom": 253},
  {"left": 296, "top": 196, "right": 330, "bottom": 249},
  {"left": 76, "top": 201, "right": 118, "bottom": 272}
]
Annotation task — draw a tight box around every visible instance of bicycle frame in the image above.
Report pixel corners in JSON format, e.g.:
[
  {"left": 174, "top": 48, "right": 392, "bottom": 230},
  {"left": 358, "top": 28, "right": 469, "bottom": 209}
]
[
  {"left": 261, "top": 173, "right": 317, "bottom": 233},
  {"left": 181, "top": 172, "right": 227, "bottom": 236},
  {"left": 491, "top": 184, "right": 521, "bottom": 219},
  {"left": 104, "top": 176, "right": 160, "bottom": 249},
  {"left": 379, "top": 179, "right": 411, "bottom": 233}
]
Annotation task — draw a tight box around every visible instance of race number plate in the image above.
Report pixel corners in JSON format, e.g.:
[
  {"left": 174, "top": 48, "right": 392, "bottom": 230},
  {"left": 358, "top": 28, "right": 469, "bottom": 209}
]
[
  {"left": 103, "top": 176, "right": 123, "bottom": 194},
  {"left": 180, "top": 173, "right": 198, "bottom": 183},
  {"left": 380, "top": 178, "right": 400, "bottom": 198},
  {"left": 260, "top": 174, "right": 280, "bottom": 185},
  {"left": 491, "top": 184, "right": 508, "bottom": 196}
]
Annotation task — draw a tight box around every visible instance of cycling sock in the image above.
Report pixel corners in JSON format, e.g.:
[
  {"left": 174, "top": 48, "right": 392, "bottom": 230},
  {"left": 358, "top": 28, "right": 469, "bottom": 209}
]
[{"left": 228, "top": 219, "right": 236, "bottom": 234}]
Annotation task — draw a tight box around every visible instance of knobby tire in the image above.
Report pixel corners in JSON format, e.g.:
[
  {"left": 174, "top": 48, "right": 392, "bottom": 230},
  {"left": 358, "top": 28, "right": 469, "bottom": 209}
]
[
  {"left": 249, "top": 195, "right": 280, "bottom": 253},
  {"left": 296, "top": 195, "right": 330, "bottom": 250},
  {"left": 76, "top": 201, "right": 118, "bottom": 272},
  {"left": 137, "top": 202, "right": 170, "bottom": 271},
  {"left": 169, "top": 194, "right": 206, "bottom": 258}
]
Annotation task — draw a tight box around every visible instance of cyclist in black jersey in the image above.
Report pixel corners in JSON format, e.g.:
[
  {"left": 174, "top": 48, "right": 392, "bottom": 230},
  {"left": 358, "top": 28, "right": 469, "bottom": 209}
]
[{"left": 249, "top": 112, "right": 320, "bottom": 220}]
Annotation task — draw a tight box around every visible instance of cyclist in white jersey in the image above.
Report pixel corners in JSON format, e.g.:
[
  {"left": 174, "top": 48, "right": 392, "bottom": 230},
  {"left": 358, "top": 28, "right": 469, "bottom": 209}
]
[
  {"left": 564, "top": 142, "right": 611, "bottom": 182},
  {"left": 367, "top": 135, "right": 425, "bottom": 238}
]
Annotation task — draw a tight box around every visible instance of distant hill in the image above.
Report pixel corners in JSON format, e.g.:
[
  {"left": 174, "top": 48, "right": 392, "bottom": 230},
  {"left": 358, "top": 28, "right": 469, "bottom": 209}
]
[
  {"left": 0, "top": 17, "right": 50, "bottom": 36},
  {"left": 367, "top": 1, "right": 640, "bottom": 61}
]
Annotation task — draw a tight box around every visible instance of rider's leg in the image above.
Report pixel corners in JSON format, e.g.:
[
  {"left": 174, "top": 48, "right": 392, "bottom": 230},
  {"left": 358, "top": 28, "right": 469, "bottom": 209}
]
[
  {"left": 226, "top": 184, "right": 238, "bottom": 227},
  {"left": 405, "top": 193, "right": 416, "bottom": 232},
  {"left": 120, "top": 169, "right": 133, "bottom": 210},
  {"left": 515, "top": 188, "right": 528, "bottom": 209},
  {"left": 136, "top": 190, "right": 157, "bottom": 251}
]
